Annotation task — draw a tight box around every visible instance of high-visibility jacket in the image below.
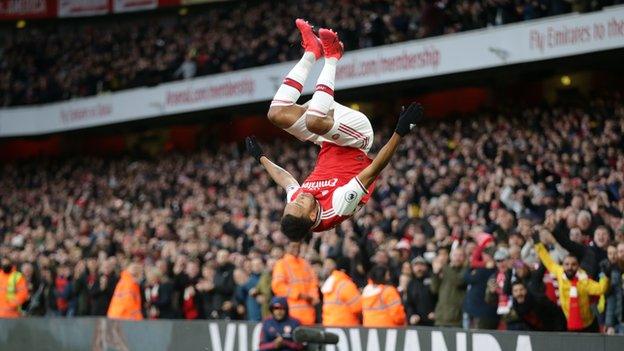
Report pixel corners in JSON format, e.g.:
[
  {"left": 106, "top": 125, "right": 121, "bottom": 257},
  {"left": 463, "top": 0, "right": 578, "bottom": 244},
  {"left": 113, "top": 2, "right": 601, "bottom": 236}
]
[
  {"left": 535, "top": 243, "right": 608, "bottom": 328},
  {"left": 361, "top": 282, "right": 406, "bottom": 327},
  {"left": 107, "top": 270, "right": 143, "bottom": 320},
  {"left": 321, "top": 270, "right": 361, "bottom": 327},
  {"left": 272, "top": 253, "right": 319, "bottom": 325},
  {"left": 0, "top": 269, "right": 29, "bottom": 318}
]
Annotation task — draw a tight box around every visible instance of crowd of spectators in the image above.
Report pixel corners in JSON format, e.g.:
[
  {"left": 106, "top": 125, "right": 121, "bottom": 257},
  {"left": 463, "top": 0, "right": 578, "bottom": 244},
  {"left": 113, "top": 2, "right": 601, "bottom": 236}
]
[
  {"left": 1, "top": 91, "right": 624, "bottom": 333},
  {"left": 1, "top": 0, "right": 622, "bottom": 106}
]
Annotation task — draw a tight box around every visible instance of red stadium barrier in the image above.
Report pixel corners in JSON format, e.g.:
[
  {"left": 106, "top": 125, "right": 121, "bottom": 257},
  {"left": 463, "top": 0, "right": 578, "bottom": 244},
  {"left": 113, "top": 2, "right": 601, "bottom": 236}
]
[
  {"left": 0, "top": 135, "right": 61, "bottom": 160},
  {"left": 411, "top": 87, "right": 491, "bottom": 119}
]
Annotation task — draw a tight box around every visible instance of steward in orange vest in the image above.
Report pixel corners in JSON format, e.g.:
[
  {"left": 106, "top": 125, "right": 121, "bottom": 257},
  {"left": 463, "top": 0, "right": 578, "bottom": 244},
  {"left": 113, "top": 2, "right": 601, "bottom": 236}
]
[
  {"left": 272, "top": 242, "right": 319, "bottom": 325},
  {"left": 361, "top": 265, "right": 406, "bottom": 327},
  {"left": 107, "top": 264, "right": 143, "bottom": 320},
  {"left": 321, "top": 257, "right": 361, "bottom": 326},
  {"left": 0, "top": 260, "right": 29, "bottom": 318}
]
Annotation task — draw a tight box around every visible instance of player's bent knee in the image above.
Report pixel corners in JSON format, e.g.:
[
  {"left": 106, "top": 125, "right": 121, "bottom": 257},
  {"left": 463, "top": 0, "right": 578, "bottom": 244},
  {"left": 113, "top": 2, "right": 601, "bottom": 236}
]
[
  {"left": 266, "top": 106, "right": 281, "bottom": 123},
  {"left": 305, "top": 114, "right": 332, "bottom": 135},
  {"left": 267, "top": 107, "right": 290, "bottom": 129}
]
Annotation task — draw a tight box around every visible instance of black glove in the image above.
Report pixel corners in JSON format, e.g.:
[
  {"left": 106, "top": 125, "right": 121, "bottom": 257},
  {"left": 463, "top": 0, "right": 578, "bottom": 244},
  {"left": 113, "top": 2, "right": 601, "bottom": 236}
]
[
  {"left": 599, "top": 260, "right": 612, "bottom": 277},
  {"left": 245, "top": 135, "right": 264, "bottom": 162},
  {"left": 395, "top": 102, "right": 424, "bottom": 136}
]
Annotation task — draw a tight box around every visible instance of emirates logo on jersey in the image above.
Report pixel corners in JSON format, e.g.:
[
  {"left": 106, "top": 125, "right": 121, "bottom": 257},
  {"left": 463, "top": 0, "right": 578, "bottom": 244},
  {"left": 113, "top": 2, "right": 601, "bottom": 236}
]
[{"left": 301, "top": 178, "right": 338, "bottom": 190}]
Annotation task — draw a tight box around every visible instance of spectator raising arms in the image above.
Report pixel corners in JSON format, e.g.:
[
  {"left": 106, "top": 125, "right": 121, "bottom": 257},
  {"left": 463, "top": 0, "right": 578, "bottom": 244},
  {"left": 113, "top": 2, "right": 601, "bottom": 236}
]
[{"left": 534, "top": 231, "right": 609, "bottom": 332}]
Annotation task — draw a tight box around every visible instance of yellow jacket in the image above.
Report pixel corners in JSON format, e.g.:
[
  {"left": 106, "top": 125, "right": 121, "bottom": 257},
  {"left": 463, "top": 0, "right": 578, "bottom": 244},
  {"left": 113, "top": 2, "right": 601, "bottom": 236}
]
[{"left": 535, "top": 243, "right": 608, "bottom": 328}]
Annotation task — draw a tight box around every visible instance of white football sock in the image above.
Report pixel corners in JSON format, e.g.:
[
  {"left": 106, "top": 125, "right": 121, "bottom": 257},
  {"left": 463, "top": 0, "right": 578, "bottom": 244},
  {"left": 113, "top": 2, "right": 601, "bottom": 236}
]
[
  {"left": 307, "top": 58, "right": 337, "bottom": 117},
  {"left": 271, "top": 52, "right": 316, "bottom": 107}
]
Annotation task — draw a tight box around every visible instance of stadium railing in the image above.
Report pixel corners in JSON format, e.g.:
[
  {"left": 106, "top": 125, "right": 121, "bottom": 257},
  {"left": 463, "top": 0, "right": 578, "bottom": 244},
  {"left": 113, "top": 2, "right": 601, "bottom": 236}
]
[{"left": 1, "top": 317, "right": 622, "bottom": 351}]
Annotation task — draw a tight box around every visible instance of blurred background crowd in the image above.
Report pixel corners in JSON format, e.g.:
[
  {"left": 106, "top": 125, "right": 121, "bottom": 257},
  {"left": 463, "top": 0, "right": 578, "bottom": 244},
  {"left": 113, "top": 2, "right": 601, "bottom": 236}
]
[
  {"left": 1, "top": 91, "right": 623, "bottom": 333},
  {"left": 1, "top": 0, "right": 622, "bottom": 106}
]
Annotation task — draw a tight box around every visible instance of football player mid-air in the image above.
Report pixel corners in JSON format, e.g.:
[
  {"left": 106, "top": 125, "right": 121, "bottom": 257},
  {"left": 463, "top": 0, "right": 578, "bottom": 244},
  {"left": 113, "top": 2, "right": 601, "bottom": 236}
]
[{"left": 246, "top": 19, "right": 423, "bottom": 241}]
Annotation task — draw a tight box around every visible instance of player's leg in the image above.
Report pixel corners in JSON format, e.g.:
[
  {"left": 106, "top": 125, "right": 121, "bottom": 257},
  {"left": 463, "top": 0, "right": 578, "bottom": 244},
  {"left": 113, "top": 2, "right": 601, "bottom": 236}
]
[
  {"left": 303, "top": 28, "right": 372, "bottom": 153},
  {"left": 268, "top": 19, "right": 322, "bottom": 133},
  {"left": 304, "top": 28, "right": 343, "bottom": 136},
  {"left": 322, "top": 102, "right": 375, "bottom": 153}
]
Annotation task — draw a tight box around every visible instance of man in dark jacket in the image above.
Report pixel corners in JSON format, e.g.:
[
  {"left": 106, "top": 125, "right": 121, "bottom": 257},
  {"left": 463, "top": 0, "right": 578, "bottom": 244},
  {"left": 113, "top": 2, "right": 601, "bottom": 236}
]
[
  {"left": 511, "top": 281, "right": 566, "bottom": 331},
  {"left": 213, "top": 249, "right": 236, "bottom": 317},
  {"left": 88, "top": 261, "right": 118, "bottom": 316},
  {"left": 503, "top": 260, "right": 542, "bottom": 297},
  {"left": 259, "top": 297, "right": 304, "bottom": 351},
  {"left": 404, "top": 256, "right": 435, "bottom": 326},
  {"left": 235, "top": 257, "right": 263, "bottom": 321},
  {"left": 605, "top": 242, "right": 624, "bottom": 334},
  {"left": 551, "top": 217, "right": 609, "bottom": 279},
  {"left": 196, "top": 265, "right": 219, "bottom": 319},
  {"left": 144, "top": 267, "right": 176, "bottom": 319},
  {"left": 463, "top": 253, "right": 498, "bottom": 329},
  {"left": 20, "top": 262, "right": 43, "bottom": 316},
  {"left": 73, "top": 258, "right": 99, "bottom": 316},
  {"left": 176, "top": 260, "right": 202, "bottom": 319}
]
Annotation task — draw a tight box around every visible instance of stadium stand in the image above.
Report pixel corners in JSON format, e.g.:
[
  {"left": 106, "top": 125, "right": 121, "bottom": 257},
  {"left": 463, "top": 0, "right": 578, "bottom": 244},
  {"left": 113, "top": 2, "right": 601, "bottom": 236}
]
[
  {"left": 1, "top": 90, "right": 623, "bottom": 333},
  {"left": 1, "top": 0, "right": 621, "bottom": 106}
]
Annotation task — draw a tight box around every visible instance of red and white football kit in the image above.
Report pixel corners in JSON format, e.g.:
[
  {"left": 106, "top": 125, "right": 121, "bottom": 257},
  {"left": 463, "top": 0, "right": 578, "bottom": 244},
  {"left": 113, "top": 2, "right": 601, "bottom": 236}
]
[
  {"left": 271, "top": 20, "right": 378, "bottom": 231},
  {"left": 286, "top": 143, "right": 377, "bottom": 232},
  {"left": 285, "top": 101, "right": 374, "bottom": 153}
]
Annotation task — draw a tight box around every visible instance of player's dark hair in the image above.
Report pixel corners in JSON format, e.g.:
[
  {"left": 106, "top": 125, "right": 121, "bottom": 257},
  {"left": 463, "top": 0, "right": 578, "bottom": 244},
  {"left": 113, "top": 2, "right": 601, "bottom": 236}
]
[
  {"left": 280, "top": 214, "right": 314, "bottom": 242},
  {"left": 369, "top": 265, "right": 389, "bottom": 285}
]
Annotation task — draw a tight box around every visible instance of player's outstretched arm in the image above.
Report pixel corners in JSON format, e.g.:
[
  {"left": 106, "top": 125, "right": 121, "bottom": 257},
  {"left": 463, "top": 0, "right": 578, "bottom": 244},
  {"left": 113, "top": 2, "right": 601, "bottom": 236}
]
[
  {"left": 357, "top": 103, "right": 423, "bottom": 188},
  {"left": 246, "top": 136, "right": 300, "bottom": 190}
]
